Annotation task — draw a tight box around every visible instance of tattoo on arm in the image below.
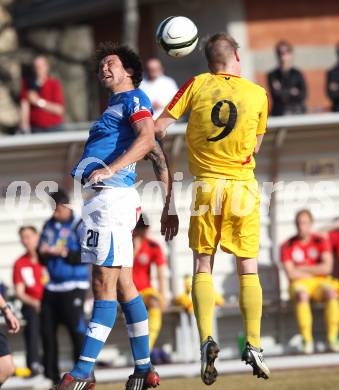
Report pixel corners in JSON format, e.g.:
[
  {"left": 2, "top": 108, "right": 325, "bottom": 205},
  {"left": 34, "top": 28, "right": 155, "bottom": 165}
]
[
  {"left": 146, "top": 141, "right": 176, "bottom": 211},
  {"left": 146, "top": 141, "right": 169, "bottom": 180}
]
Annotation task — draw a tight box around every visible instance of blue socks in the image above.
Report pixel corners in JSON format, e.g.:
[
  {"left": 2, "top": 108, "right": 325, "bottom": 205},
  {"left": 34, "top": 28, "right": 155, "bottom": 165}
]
[
  {"left": 71, "top": 300, "right": 117, "bottom": 379},
  {"left": 121, "top": 295, "right": 152, "bottom": 373},
  {"left": 71, "top": 296, "right": 151, "bottom": 378}
]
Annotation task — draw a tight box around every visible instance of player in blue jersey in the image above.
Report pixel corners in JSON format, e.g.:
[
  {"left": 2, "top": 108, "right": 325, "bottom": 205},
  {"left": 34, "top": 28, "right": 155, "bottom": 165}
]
[{"left": 52, "top": 43, "right": 178, "bottom": 390}]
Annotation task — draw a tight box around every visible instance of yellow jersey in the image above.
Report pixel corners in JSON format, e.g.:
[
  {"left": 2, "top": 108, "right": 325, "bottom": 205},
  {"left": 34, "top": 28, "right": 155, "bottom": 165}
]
[{"left": 166, "top": 72, "right": 268, "bottom": 180}]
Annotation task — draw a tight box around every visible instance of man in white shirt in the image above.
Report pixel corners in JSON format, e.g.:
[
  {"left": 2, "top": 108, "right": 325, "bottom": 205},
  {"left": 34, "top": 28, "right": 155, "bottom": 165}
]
[{"left": 140, "top": 58, "right": 178, "bottom": 119}]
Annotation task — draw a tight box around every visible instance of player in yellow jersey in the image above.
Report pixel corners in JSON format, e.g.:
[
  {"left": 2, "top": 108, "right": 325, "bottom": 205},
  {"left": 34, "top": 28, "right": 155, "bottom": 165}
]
[{"left": 155, "top": 33, "right": 270, "bottom": 384}]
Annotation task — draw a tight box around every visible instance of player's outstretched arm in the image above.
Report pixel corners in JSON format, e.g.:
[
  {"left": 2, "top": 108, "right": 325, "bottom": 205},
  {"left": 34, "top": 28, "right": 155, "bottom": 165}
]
[
  {"left": 254, "top": 134, "right": 265, "bottom": 154},
  {"left": 89, "top": 117, "right": 155, "bottom": 184},
  {"left": 154, "top": 110, "right": 177, "bottom": 140},
  {"left": 146, "top": 140, "right": 179, "bottom": 241}
]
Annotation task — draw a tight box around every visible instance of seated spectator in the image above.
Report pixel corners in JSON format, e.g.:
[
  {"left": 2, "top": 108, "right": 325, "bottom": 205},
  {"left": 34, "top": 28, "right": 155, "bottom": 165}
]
[
  {"left": 327, "top": 217, "right": 339, "bottom": 276},
  {"left": 280, "top": 209, "right": 338, "bottom": 354},
  {"left": 140, "top": 58, "right": 178, "bottom": 119},
  {"left": 175, "top": 275, "right": 224, "bottom": 314},
  {"left": 13, "top": 226, "right": 45, "bottom": 377},
  {"left": 0, "top": 292, "right": 20, "bottom": 388},
  {"left": 38, "top": 189, "right": 89, "bottom": 383},
  {"left": 132, "top": 215, "right": 168, "bottom": 363},
  {"left": 20, "top": 55, "right": 64, "bottom": 133},
  {"left": 326, "top": 43, "right": 339, "bottom": 112},
  {"left": 267, "top": 41, "right": 307, "bottom": 116}
]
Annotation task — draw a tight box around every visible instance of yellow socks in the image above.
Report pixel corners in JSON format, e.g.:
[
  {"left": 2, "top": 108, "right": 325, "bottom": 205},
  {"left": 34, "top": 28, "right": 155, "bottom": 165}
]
[
  {"left": 239, "top": 274, "right": 262, "bottom": 349},
  {"left": 148, "top": 307, "right": 162, "bottom": 350},
  {"left": 295, "top": 298, "right": 338, "bottom": 345},
  {"left": 192, "top": 272, "right": 263, "bottom": 347},
  {"left": 325, "top": 298, "right": 339, "bottom": 344},
  {"left": 295, "top": 301, "right": 313, "bottom": 343},
  {"left": 192, "top": 272, "right": 215, "bottom": 343}
]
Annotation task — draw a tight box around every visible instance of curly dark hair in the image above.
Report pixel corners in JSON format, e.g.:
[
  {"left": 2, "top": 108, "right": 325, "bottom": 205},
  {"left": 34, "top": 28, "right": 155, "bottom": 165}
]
[
  {"left": 94, "top": 42, "right": 143, "bottom": 87},
  {"left": 50, "top": 189, "right": 69, "bottom": 205}
]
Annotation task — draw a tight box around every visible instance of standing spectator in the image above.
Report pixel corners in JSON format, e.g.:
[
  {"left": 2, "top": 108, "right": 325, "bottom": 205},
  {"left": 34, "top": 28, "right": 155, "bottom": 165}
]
[
  {"left": 268, "top": 41, "right": 307, "bottom": 116},
  {"left": 280, "top": 209, "right": 338, "bottom": 354},
  {"left": 140, "top": 58, "right": 178, "bottom": 119},
  {"left": 132, "top": 216, "right": 168, "bottom": 363},
  {"left": 326, "top": 43, "right": 339, "bottom": 112},
  {"left": 38, "top": 189, "right": 89, "bottom": 384},
  {"left": 13, "top": 226, "right": 45, "bottom": 377},
  {"left": 20, "top": 55, "right": 64, "bottom": 133},
  {"left": 0, "top": 292, "right": 20, "bottom": 388}
]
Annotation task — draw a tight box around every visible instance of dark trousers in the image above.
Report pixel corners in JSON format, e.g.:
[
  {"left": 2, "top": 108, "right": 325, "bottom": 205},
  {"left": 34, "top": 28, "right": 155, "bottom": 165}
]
[
  {"left": 21, "top": 304, "right": 41, "bottom": 370},
  {"left": 40, "top": 288, "right": 86, "bottom": 383}
]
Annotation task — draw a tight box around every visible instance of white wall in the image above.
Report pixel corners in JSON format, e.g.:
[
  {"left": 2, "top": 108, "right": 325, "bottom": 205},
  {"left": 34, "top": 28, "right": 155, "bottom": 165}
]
[{"left": 1, "top": 120, "right": 339, "bottom": 304}]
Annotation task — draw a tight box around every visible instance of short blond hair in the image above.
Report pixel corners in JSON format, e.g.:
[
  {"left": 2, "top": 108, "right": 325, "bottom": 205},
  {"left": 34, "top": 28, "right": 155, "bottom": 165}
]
[{"left": 204, "top": 33, "right": 239, "bottom": 63}]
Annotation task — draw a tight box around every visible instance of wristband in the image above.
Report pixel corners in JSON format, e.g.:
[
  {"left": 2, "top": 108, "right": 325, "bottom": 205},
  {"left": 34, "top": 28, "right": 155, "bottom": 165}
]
[
  {"left": 37, "top": 98, "right": 47, "bottom": 108},
  {"left": 0, "top": 303, "right": 11, "bottom": 313}
]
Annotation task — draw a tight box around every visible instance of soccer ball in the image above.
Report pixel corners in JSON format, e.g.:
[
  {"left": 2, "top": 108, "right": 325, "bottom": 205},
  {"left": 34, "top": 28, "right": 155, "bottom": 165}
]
[{"left": 156, "top": 16, "right": 198, "bottom": 58}]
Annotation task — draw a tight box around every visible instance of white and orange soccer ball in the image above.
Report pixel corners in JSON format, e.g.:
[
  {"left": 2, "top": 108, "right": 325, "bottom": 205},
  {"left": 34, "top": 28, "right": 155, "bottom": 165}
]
[{"left": 156, "top": 16, "right": 198, "bottom": 58}]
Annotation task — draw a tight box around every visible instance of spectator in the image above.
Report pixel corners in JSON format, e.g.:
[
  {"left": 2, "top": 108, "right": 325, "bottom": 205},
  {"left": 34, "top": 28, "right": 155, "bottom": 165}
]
[
  {"left": 0, "top": 280, "right": 7, "bottom": 298},
  {"left": 132, "top": 215, "right": 168, "bottom": 363},
  {"left": 13, "top": 226, "right": 45, "bottom": 377},
  {"left": 38, "top": 189, "right": 89, "bottom": 384},
  {"left": 327, "top": 217, "right": 339, "bottom": 276},
  {"left": 326, "top": 43, "right": 339, "bottom": 112},
  {"left": 20, "top": 55, "right": 64, "bottom": 133},
  {"left": 268, "top": 41, "right": 307, "bottom": 116},
  {"left": 175, "top": 275, "right": 224, "bottom": 314},
  {"left": 280, "top": 209, "right": 338, "bottom": 354},
  {"left": 0, "top": 292, "right": 20, "bottom": 388},
  {"left": 140, "top": 58, "right": 178, "bottom": 119}
]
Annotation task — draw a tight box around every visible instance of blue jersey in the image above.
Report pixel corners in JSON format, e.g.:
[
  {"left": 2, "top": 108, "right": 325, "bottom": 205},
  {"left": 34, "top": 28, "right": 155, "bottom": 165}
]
[
  {"left": 39, "top": 213, "right": 89, "bottom": 288},
  {"left": 72, "top": 88, "right": 153, "bottom": 187}
]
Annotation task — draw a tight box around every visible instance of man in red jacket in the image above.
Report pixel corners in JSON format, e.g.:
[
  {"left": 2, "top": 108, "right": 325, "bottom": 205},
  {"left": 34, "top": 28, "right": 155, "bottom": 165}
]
[
  {"left": 13, "top": 226, "right": 45, "bottom": 376},
  {"left": 20, "top": 55, "right": 64, "bottom": 133}
]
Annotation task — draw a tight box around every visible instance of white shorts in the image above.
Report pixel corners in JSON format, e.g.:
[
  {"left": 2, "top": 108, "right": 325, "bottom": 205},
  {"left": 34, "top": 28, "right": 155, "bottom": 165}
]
[{"left": 80, "top": 187, "right": 141, "bottom": 267}]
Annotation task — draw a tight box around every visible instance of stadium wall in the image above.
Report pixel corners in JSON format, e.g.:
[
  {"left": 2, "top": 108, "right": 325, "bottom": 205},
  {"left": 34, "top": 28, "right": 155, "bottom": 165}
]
[
  {"left": 150, "top": 0, "right": 339, "bottom": 112},
  {"left": 11, "top": 0, "right": 339, "bottom": 122},
  {"left": 245, "top": 0, "right": 339, "bottom": 111}
]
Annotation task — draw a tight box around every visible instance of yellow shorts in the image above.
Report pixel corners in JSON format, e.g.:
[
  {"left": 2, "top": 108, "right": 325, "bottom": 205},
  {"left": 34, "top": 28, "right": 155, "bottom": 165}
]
[
  {"left": 140, "top": 287, "right": 161, "bottom": 305},
  {"left": 189, "top": 177, "right": 260, "bottom": 258},
  {"left": 289, "top": 276, "right": 337, "bottom": 302}
]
